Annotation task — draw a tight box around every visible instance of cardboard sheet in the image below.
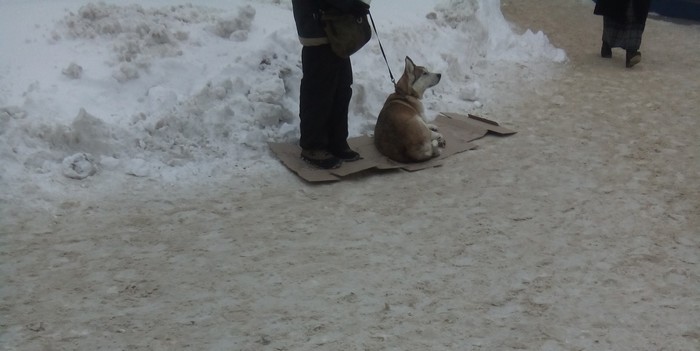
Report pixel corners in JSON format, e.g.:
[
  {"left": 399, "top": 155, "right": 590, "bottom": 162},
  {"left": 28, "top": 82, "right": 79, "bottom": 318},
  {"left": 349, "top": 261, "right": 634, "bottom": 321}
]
[{"left": 268, "top": 112, "right": 516, "bottom": 182}]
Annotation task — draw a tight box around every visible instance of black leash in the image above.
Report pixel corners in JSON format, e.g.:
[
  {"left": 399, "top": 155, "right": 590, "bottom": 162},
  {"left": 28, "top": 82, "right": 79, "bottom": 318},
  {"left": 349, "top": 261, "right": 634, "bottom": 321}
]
[{"left": 368, "top": 11, "right": 395, "bottom": 86}]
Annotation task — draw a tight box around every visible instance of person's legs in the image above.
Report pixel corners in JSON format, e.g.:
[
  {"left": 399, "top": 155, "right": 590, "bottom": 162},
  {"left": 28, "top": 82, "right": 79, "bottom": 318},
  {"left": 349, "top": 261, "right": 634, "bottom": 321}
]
[
  {"left": 601, "top": 40, "right": 612, "bottom": 58},
  {"left": 624, "top": 0, "right": 644, "bottom": 68},
  {"left": 299, "top": 45, "right": 338, "bottom": 151},
  {"left": 601, "top": 14, "right": 644, "bottom": 68},
  {"left": 327, "top": 56, "right": 360, "bottom": 161},
  {"left": 299, "top": 45, "right": 345, "bottom": 168}
]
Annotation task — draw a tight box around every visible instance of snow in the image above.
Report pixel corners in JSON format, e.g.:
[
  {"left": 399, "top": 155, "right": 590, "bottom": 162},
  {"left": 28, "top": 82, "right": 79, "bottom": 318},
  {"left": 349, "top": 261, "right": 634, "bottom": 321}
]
[
  {"left": 0, "top": 0, "right": 565, "bottom": 206},
  {"left": 3, "top": 1, "right": 699, "bottom": 349}
]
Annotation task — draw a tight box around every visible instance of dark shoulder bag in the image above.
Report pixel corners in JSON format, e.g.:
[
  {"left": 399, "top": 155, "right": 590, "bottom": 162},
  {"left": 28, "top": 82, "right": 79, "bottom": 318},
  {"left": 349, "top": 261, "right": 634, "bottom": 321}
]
[{"left": 321, "top": 8, "right": 372, "bottom": 58}]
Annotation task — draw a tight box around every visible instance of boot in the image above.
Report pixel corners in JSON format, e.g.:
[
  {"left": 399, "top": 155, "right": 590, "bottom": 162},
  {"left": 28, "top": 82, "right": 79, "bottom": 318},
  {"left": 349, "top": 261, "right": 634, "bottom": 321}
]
[
  {"left": 601, "top": 41, "right": 612, "bottom": 58},
  {"left": 301, "top": 149, "right": 343, "bottom": 169},
  {"left": 329, "top": 142, "right": 361, "bottom": 162},
  {"left": 330, "top": 147, "right": 361, "bottom": 162},
  {"left": 626, "top": 50, "right": 641, "bottom": 68}
]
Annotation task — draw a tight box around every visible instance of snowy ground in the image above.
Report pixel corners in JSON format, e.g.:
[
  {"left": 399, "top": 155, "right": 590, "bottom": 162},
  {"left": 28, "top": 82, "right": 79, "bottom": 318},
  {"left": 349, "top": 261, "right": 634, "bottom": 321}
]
[{"left": 1, "top": 0, "right": 699, "bottom": 350}]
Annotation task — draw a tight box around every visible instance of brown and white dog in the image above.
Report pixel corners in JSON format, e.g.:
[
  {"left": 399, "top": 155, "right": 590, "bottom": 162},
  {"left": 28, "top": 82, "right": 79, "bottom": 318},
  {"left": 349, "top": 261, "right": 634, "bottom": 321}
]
[{"left": 374, "top": 57, "right": 445, "bottom": 163}]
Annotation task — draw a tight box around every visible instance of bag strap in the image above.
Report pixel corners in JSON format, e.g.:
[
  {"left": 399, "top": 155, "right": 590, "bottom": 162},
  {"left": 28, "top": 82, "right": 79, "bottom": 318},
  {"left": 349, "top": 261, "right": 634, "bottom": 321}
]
[{"left": 368, "top": 11, "right": 395, "bottom": 86}]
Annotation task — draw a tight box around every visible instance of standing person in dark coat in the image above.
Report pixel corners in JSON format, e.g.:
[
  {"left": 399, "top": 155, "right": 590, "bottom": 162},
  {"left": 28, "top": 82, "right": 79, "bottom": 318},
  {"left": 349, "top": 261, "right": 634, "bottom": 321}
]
[
  {"left": 291, "top": 0, "right": 370, "bottom": 169},
  {"left": 594, "top": 0, "right": 652, "bottom": 68}
]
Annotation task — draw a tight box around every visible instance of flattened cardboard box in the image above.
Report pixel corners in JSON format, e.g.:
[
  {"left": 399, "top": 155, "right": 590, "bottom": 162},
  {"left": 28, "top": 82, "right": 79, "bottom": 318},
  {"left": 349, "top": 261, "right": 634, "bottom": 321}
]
[{"left": 269, "top": 112, "right": 516, "bottom": 182}]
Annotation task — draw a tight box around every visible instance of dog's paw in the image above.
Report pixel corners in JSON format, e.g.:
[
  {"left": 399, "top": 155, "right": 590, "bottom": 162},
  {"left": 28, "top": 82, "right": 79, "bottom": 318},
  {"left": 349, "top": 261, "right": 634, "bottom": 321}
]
[
  {"left": 427, "top": 124, "right": 439, "bottom": 132},
  {"left": 435, "top": 133, "right": 446, "bottom": 148}
]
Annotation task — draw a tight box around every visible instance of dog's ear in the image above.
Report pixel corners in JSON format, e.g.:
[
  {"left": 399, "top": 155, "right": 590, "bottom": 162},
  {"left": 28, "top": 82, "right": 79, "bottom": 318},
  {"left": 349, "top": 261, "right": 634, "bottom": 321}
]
[
  {"left": 395, "top": 56, "right": 413, "bottom": 94},
  {"left": 404, "top": 56, "right": 416, "bottom": 82},
  {"left": 404, "top": 56, "right": 415, "bottom": 74}
]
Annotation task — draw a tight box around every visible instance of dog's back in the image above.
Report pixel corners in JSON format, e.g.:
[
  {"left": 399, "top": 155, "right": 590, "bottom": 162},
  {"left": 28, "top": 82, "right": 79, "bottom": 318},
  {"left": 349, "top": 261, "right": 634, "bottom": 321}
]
[{"left": 374, "top": 57, "right": 443, "bottom": 163}]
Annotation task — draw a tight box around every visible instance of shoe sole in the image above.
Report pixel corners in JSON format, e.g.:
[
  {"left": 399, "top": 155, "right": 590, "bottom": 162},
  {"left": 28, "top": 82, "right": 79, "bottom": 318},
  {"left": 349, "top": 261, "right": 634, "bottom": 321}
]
[
  {"left": 336, "top": 154, "right": 361, "bottom": 162},
  {"left": 301, "top": 155, "right": 343, "bottom": 169},
  {"left": 331, "top": 150, "right": 361, "bottom": 162},
  {"left": 626, "top": 54, "right": 641, "bottom": 68}
]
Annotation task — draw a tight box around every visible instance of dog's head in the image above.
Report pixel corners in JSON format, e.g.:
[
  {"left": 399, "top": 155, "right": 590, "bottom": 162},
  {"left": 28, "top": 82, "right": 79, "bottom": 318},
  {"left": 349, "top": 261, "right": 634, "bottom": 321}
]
[{"left": 395, "top": 56, "right": 441, "bottom": 99}]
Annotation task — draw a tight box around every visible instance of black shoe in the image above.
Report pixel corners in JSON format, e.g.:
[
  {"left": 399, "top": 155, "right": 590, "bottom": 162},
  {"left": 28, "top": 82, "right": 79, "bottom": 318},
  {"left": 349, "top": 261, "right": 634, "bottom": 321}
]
[
  {"left": 626, "top": 50, "right": 641, "bottom": 68},
  {"left": 601, "top": 41, "right": 612, "bottom": 58},
  {"left": 301, "top": 149, "right": 343, "bottom": 169},
  {"left": 330, "top": 147, "right": 361, "bottom": 162}
]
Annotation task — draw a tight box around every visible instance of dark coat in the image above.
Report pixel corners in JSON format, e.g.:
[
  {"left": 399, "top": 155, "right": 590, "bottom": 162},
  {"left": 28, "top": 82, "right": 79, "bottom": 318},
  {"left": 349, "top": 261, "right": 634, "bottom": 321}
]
[
  {"left": 594, "top": 0, "right": 652, "bottom": 24},
  {"left": 292, "top": 0, "right": 364, "bottom": 46}
]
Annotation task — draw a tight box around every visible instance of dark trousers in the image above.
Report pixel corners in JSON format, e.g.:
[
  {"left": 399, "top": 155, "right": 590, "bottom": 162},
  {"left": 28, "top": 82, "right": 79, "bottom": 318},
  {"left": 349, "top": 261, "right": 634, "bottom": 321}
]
[
  {"left": 602, "top": 0, "right": 646, "bottom": 52},
  {"left": 299, "top": 44, "right": 353, "bottom": 151}
]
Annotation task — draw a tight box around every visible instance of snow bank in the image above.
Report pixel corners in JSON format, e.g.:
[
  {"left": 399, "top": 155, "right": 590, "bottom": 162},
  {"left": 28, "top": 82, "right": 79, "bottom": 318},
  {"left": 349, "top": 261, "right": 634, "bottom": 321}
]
[{"left": 0, "top": 0, "right": 565, "bottom": 202}]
